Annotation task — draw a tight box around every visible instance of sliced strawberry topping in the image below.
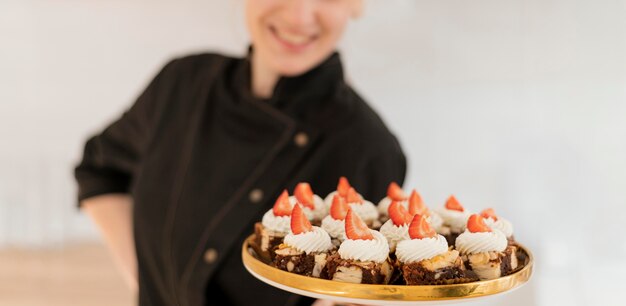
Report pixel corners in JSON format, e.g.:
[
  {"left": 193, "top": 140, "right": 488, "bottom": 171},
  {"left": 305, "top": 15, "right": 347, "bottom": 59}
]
[
  {"left": 330, "top": 194, "right": 349, "bottom": 221},
  {"left": 480, "top": 208, "right": 498, "bottom": 221},
  {"left": 387, "top": 182, "right": 407, "bottom": 201},
  {"left": 346, "top": 187, "right": 363, "bottom": 204},
  {"left": 345, "top": 208, "right": 373, "bottom": 240},
  {"left": 467, "top": 214, "right": 492, "bottom": 233},
  {"left": 272, "top": 190, "right": 292, "bottom": 217},
  {"left": 291, "top": 204, "right": 313, "bottom": 235},
  {"left": 408, "top": 189, "right": 427, "bottom": 216},
  {"left": 388, "top": 201, "right": 412, "bottom": 226},
  {"left": 408, "top": 214, "right": 437, "bottom": 239},
  {"left": 445, "top": 195, "right": 465, "bottom": 212},
  {"left": 294, "top": 182, "right": 315, "bottom": 210},
  {"left": 337, "top": 176, "right": 351, "bottom": 197}
]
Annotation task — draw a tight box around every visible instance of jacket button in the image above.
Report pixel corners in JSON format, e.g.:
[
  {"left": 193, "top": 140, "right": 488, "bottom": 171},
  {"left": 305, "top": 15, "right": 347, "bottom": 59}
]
[
  {"left": 249, "top": 188, "right": 264, "bottom": 203},
  {"left": 204, "top": 248, "right": 218, "bottom": 264},
  {"left": 294, "top": 132, "right": 309, "bottom": 147}
]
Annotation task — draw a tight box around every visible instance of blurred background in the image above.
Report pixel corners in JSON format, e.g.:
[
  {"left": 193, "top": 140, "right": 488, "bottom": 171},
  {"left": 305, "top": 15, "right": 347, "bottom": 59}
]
[{"left": 1, "top": 0, "right": 625, "bottom": 305}]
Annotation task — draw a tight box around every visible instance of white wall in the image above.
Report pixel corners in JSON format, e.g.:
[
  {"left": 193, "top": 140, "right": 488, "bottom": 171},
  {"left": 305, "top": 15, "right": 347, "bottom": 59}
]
[{"left": 1, "top": 0, "right": 625, "bottom": 305}]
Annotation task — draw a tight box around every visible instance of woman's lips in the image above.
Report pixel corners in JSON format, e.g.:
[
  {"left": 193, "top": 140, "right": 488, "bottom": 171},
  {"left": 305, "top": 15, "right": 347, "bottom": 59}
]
[{"left": 269, "top": 25, "right": 317, "bottom": 53}]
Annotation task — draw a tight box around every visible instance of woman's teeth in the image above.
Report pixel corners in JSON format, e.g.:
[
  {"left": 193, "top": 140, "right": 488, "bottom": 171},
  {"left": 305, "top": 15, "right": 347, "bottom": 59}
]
[{"left": 276, "top": 30, "right": 312, "bottom": 45}]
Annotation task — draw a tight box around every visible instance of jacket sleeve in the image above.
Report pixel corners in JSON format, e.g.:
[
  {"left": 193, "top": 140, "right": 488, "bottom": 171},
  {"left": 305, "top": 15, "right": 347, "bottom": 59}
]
[
  {"left": 355, "top": 146, "right": 408, "bottom": 202},
  {"left": 74, "top": 59, "right": 179, "bottom": 205}
]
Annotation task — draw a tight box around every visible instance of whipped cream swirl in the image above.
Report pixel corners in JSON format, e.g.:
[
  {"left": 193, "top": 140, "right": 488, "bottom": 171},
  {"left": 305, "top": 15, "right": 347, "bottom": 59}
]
[
  {"left": 321, "top": 216, "right": 345, "bottom": 241},
  {"left": 379, "top": 219, "right": 409, "bottom": 252},
  {"left": 377, "top": 197, "right": 408, "bottom": 219},
  {"left": 290, "top": 195, "right": 327, "bottom": 221},
  {"left": 261, "top": 209, "right": 291, "bottom": 234},
  {"left": 284, "top": 226, "right": 334, "bottom": 254},
  {"left": 484, "top": 218, "right": 514, "bottom": 238},
  {"left": 455, "top": 230, "right": 507, "bottom": 254},
  {"left": 396, "top": 234, "right": 449, "bottom": 263},
  {"left": 435, "top": 207, "right": 470, "bottom": 233},
  {"left": 338, "top": 230, "right": 389, "bottom": 263},
  {"left": 427, "top": 212, "right": 444, "bottom": 232},
  {"left": 349, "top": 201, "right": 379, "bottom": 222}
]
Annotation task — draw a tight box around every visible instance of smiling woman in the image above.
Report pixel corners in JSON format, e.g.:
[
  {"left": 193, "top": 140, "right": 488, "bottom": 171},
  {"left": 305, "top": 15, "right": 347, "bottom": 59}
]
[
  {"left": 246, "top": 0, "right": 363, "bottom": 97},
  {"left": 74, "top": 0, "right": 405, "bottom": 306}
]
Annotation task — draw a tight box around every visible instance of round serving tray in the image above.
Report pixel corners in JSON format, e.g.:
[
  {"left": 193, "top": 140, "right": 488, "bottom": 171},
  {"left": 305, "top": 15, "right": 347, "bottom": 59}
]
[{"left": 242, "top": 235, "right": 533, "bottom": 305}]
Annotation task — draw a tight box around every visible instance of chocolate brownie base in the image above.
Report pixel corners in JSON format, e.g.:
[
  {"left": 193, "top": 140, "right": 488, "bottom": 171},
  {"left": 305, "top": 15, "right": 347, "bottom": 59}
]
[
  {"left": 253, "top": 222, "right": 285, "bottom": 262},
  {"left": 273, "top": 247, "right": 330, "bottom": 278},
  {"left": 326, "top": 253, "right": 393, "bottom": 284},
  {"left": 462, "top": 245, "right": 519, "bottom": 280}
]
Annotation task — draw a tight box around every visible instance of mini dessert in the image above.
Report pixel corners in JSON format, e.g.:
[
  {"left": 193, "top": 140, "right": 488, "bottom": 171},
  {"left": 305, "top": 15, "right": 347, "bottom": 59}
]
[
  {"left": 326, "top": 209, "right": 393, "bottom": 284},
  {"left": 345, "top": 187, "right": 380, "bottom": 228},
  {"left": 481, "top": 208, "right": 515, "bottom": 244},
  {"left": 435, "top": 195, "right": 471, "bottom": 244},
  {"left": 455, "top": 214, "right": 519, "bottom": 280},
  {"left": 324, "top": 176, "right": 354, "bottom": 209},
  {"left": 407, "top": 189, "right": 443, "bottom": 233},
  {"left": 379, "top": 201, "right": 411, "bottom": 252},
  {"left": 290, "top": 182, "right": 327, "bottom": 225},
  {"left": 254, "top": 190, "right": 294, "bottom": 261},
  {"left": 377, "top": 182, "right": 408, "bottom": 223},
  {"left": 321, "top": 195, "right": 349, "bottom": 246},
  {"left": 396, "top": 214, "right": 469, "bottom": 285},
  {"left": 273, "top": 204, "right": 334, "bottom": 278}
]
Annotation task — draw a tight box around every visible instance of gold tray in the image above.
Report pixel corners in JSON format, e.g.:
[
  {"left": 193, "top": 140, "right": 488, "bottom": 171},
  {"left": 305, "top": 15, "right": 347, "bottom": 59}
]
[{"left": 242, "top": 235, "right": 533, "bottom": 305}]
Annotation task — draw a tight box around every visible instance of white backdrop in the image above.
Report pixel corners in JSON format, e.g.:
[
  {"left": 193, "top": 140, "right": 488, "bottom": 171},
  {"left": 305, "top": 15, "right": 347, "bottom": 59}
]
[{"left": 1, "top": 0, "right": 625, "bottom": 305}]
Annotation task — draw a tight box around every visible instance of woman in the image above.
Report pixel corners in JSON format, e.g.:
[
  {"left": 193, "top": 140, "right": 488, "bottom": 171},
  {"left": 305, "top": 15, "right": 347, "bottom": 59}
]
[{"left": 75, "top": 1, "right": 406, "bottom": 305}]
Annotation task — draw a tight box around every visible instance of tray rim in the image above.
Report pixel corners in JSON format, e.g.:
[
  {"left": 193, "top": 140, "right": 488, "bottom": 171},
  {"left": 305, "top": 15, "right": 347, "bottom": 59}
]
[{"left": 241, "top": 234, "right": 533, "bottom": 302}]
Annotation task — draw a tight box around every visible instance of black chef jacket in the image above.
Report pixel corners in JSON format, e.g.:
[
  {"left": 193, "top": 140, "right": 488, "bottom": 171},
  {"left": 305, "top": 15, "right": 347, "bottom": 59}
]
[{"left": 74, "top": 50, "right": 407, "bottom": 306}]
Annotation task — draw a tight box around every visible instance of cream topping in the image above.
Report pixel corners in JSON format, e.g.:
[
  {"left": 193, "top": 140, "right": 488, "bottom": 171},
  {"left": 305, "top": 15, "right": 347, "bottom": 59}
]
[
  {"left": 284, "top": 226, "right": 333, "bottom": 254},
  {"left": 434, "top": 207, "right": 470, "bottom": 233},
  {"left": 484, "top": 217, "right": 514, "bottom": 238},
  {"left": 290, "top": 195, "right": 327, "bottom": 221},
  {"left": 379, "top": 219, "right": 409, "bottom": 252},
  {"left": 455, "top": 230, "right": 507, "bottom": 254},
  {"left": 338, "top": 230, "right": 389, "bottom": 263},
  {"left": 396, "top": 234, "right": 449, "bottom": 263},
  {"left": 321, "top": 215, "right": 346, "bottom": 241},
  {"left": 261, "top": 209, "right": 291, "bottom": 234},
  {"left": 349, "top": 201, "right": 379, "bottom": 222},
  {"left": 427, "top": 211, "right": 444, "bottom": 232}
]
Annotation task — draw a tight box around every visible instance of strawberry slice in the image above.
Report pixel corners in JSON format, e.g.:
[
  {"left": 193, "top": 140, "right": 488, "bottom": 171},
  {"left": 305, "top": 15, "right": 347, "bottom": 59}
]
[
  {"left": 337, "top": 176, "right": 351, "bottom": 197},
  {"left": 291, "top": 204, "right": 313, "bottom": 235},
  {"left": 480, "top": 208, "right": 498, "bottom": 221},
  {"left": 388, "top": 201, "right": 412, "bottom": 226},
  {"left": 387, "top": 182, "right": 407, "bottom": 201},
  {"left": 345, "top": 208, "right": 373, "bottom": 240},
  {"left": 294, "top": 182, "right": 315, "bottom": 210},
  {"left": 445, "top": 195, "right": 465, "bottom": 212},
  {"left": 408, "top": 189, "right": 427, "bottom": 216},
  {"left": 467, "top": 214, "right": 492, "bottom": 233},
  {"left": 272, "top": 190, "right": 292, "bottom": 217},
  {"left": 408, "top": 214, "right": 437, "bottom": 239},
  {"left": 346, "top": 187, "right": 362, "bottom": 204},
  {"left": 330, "top": 194, "right": 349, "bottom": 221}
]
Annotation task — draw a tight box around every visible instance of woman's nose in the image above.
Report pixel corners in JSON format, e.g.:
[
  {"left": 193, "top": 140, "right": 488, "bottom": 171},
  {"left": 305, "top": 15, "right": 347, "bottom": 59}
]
[{"left": 282, "top": 0, "right": 316, "bottom": 27}]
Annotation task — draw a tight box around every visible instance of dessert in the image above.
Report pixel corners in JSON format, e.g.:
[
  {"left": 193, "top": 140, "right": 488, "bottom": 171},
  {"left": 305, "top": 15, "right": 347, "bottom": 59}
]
[
  {"left": 326, "top": 209, "right": 393, "bottom": 284},
  {"left": 290, "top": 182, "right": 327, "bottom": 225},
  {"left": 481, "top": 208, "right": 515, "bottom": 244},
  {"left": 377, "top": 182, "right": 408, "bottom": 223},
  {"left": 455, "top": 214, "right": 519, "bottom": 280},
  {"left": 253, "top": 190, "right": 294, "bottom": 261},
  {"left": 434, "top": 195, "right": 471, "bottom": 245},
  {"left": 379, "top": 200, "right": 411, "bottom": 253},
  {"left": 273, "top": 204, "right": 334, "bottom": 278},
  {"left": 344, "top": 187, "right": 380, "bottom": 228},
  {"left": 324, "top": 176, "right": 354, "bottom": 209},
  {"left": 321, "top": 195, "right": 349, "bottom": 246},
  {"left": 396, "top": 214, "right": 470, "bottom": 285},
  {"left": 407, "top": 189, "right": 444, "bottom": 233}
]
